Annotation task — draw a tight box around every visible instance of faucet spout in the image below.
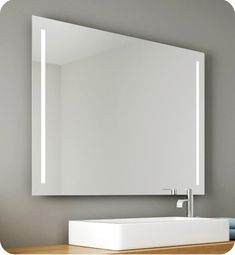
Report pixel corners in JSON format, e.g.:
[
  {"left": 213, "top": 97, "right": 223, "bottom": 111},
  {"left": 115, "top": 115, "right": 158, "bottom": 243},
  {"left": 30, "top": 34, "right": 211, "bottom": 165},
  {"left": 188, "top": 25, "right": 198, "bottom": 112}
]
[{"left": 176, "top": 199, "right": 188, "bottom": 208}]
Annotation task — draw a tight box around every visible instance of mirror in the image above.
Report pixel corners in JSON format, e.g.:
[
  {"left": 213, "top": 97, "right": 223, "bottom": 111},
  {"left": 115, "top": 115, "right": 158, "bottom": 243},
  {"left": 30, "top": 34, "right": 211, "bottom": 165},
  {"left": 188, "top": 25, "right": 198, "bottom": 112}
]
[{"left": 32, "top": 16, "right": 205, "bottom": 195}]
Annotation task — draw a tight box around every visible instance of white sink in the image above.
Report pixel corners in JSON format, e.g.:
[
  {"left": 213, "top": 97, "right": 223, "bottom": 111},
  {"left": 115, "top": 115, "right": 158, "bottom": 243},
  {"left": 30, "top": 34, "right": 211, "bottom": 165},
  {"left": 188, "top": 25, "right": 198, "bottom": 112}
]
[{"left": 69, "top": 217, "right": 229, "bottom": 250}]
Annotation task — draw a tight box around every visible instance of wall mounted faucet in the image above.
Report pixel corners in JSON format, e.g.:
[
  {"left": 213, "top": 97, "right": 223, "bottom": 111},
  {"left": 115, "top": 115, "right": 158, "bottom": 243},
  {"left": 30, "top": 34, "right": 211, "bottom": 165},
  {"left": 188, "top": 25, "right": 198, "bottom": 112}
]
[{"left": 176, "top": 188, "right": 194, "bottom": 217}]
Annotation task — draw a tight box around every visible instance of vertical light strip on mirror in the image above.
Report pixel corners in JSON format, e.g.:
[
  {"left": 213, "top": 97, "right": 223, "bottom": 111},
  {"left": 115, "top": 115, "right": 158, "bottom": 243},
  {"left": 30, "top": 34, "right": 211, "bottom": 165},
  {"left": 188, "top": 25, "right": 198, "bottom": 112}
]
[
  {"left": 41, "top": 29, "right": 46, "bottom": 184},
  {"left": 196, "top": 61, "right": 200, "bottom": 186}
]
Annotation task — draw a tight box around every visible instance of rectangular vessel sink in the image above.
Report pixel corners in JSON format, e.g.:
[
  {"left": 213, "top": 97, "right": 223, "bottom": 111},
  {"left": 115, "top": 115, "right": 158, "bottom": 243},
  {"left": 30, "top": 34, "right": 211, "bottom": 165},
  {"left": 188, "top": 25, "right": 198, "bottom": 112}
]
[{"left": 69, "top": 217, "right": 229, "bottom": 250}]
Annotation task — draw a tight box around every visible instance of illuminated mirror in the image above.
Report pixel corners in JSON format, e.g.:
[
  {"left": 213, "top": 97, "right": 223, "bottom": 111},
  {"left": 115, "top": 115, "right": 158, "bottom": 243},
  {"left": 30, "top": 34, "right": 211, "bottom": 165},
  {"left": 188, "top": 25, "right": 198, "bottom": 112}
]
[{"left": 32, "top": 16, "right": 205, "bottom": 195}]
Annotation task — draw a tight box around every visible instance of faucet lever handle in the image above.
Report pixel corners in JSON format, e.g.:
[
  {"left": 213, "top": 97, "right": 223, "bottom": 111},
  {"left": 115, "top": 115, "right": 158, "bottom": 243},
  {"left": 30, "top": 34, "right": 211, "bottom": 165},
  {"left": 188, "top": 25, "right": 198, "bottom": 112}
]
[{"left": 162, "top": 188, "right": 176, "bottom": 195}]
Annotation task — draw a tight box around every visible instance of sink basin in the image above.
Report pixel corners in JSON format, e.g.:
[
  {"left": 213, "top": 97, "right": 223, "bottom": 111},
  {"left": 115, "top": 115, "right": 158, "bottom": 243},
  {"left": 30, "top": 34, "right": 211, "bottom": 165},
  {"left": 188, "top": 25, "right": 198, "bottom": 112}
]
[{"left": 69, "top": 217, "right": 229, "bottom": 250}]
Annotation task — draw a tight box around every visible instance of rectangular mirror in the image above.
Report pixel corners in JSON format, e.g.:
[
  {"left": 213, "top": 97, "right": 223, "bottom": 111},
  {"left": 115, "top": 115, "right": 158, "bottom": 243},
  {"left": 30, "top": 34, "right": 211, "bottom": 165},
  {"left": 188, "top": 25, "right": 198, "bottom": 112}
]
[{"left": 32, "top": 16, "right": 205, "bottom": 195}]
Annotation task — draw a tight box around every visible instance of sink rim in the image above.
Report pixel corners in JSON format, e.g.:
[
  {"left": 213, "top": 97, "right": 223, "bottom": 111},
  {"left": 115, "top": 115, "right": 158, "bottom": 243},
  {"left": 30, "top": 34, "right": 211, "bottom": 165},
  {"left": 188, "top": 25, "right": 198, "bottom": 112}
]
[{"left": 69, "top": 216, "right": 229, "bottom": 225}]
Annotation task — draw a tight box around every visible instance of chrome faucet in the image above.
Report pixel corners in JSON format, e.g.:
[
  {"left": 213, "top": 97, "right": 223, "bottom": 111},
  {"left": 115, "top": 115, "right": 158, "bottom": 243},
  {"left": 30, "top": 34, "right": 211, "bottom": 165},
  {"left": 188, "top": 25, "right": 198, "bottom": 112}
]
[{"left": 176, "top": 188, "right": 194, "bottom": 217}]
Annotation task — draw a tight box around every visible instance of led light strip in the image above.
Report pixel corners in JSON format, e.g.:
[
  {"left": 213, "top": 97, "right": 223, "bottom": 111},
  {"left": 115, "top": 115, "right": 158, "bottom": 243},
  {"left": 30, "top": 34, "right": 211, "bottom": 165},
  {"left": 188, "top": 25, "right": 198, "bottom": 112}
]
[
  {"left": 41, "top": 29, "right": 46, "bottom": 184},
  {"left": 196, "top": 61, "right": 200, "bottom": 186}
]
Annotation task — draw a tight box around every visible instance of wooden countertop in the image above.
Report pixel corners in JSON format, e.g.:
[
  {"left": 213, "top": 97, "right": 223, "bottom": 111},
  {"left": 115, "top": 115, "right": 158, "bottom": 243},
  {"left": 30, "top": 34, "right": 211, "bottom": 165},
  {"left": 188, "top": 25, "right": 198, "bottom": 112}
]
[{"left": 5, "top": 241, "right": 234, "bottom": 254}]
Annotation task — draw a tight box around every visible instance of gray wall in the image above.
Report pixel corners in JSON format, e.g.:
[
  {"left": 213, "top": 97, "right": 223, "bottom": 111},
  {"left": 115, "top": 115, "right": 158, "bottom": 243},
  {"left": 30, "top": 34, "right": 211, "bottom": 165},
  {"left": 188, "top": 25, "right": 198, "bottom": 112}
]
[{"left": 0, "top": 0, "right": 234, "bottom": 248}]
